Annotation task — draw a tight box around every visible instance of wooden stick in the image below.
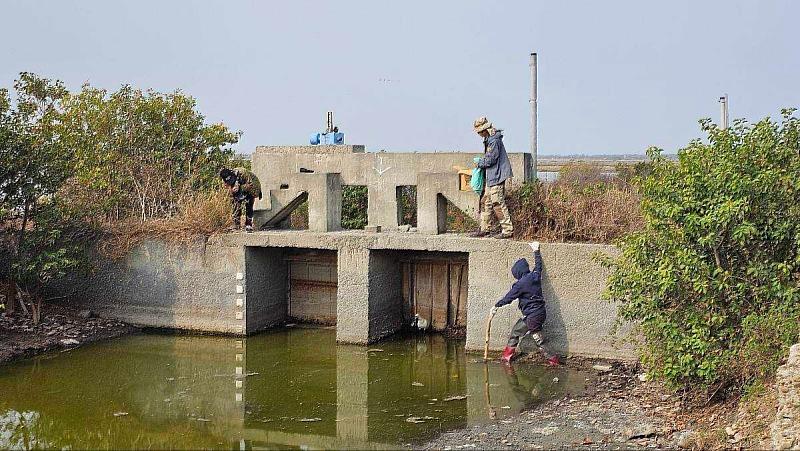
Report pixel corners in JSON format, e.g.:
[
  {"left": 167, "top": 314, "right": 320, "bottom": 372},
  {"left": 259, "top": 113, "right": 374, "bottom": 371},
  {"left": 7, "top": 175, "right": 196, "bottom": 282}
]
[{"left": 483, "top": 308, "right": 496, "bottom": 361}]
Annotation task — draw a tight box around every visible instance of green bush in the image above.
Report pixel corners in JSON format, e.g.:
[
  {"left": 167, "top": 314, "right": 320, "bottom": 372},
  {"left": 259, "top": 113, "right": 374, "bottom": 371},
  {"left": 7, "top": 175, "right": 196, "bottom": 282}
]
[
  {"left": 603, "top": 109, "right": 800, "bottom": 390},
  {"left": 341, "top": 185, "right": 368, "bottom": 229}
]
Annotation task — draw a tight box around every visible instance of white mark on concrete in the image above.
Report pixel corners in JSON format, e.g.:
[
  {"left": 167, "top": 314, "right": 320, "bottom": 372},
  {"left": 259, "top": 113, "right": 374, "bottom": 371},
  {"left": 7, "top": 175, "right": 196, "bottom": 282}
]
[
  {"left": 235, "top": 366, "right": 243, "bottom": 375},
  {"left": 236, "top": 272, "right": 243, "bottom": 280},
  {"left": 235, "top": 285, "right": 243, "bottom": 294},
  {"left": 235, "top": 298, "right": 243, "bottom": 307},
  {"left": 235, "top": 340, "right": 243, "bottom": 349},
  {"left": 235, "top": 392, "right": 242, "bottom": 402},
  {"left": 235, "top": 380, "right": 243, "bottom": 389},
  {"left": 235, "top": 311, "right": 243, "bottom": 320},
  {"left": 235, "top": 353, "right": 243, "bottom": 361},
  {"left": 373, "top": 155, "right": 392, "bottom": 176}
]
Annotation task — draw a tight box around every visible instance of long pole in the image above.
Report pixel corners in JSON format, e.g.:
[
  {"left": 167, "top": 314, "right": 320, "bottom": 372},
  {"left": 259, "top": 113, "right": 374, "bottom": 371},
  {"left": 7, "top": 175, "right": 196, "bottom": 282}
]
[
  {"left": 719, "top": 94, "right": 729, "bottom": 130},
  {"left": 530, "top": 53, "right": 538, "bottom": 180}
]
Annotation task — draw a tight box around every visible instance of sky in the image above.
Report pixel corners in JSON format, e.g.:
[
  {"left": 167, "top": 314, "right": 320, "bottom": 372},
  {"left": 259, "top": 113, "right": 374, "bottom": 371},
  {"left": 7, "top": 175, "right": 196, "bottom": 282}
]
[{"left": 1, "top": 1, "right": 798, "bottom": 155}]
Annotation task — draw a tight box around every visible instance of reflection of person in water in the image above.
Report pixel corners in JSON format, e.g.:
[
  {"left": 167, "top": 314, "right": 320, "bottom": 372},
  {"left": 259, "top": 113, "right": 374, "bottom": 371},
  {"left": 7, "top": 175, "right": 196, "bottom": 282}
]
[{"left": 501, "top": 364, "right": 542, "bottom": 406}]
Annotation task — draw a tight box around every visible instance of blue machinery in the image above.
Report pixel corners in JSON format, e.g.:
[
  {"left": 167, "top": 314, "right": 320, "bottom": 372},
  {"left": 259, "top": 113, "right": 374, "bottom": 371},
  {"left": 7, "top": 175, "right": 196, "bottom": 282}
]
[{"left": 309, "top": 111, "right": 345, "bottom": 145}]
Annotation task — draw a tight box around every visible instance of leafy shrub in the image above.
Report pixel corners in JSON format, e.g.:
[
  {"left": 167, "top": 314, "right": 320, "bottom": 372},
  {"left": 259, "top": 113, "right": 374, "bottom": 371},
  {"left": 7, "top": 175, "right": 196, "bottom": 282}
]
[
  {"left": 603, "top": 110, "right": 800, "bottom": 390},
  {"left": 341, "top": 185, "right": 368, "bottom": 229},
  {"left": 1, "top": 73, "right": 242, "bottom": 322}
]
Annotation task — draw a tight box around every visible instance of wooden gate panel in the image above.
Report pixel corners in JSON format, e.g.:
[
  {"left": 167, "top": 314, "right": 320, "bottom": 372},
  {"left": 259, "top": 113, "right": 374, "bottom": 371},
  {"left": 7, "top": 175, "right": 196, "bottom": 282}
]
[{"left": 288, "top": 256, "right": 337, "bottom": 324}]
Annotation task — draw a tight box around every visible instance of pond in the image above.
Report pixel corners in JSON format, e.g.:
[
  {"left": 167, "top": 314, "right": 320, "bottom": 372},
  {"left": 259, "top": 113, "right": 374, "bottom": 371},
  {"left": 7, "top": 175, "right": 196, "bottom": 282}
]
[{"left": 0, "top": 328, "right": 588, "bottom": 449}]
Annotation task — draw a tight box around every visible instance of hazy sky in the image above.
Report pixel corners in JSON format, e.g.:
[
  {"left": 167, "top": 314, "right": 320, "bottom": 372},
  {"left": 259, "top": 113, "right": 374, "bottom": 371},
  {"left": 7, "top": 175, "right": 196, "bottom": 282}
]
[{"left": 2, "top": 1, "right": 798, "bottom": 155}]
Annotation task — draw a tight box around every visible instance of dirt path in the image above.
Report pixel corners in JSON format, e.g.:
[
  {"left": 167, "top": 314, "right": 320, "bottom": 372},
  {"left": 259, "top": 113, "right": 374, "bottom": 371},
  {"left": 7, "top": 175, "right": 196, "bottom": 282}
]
[{"left": 0, "top": 303, "right": 137, "bottom": 364}]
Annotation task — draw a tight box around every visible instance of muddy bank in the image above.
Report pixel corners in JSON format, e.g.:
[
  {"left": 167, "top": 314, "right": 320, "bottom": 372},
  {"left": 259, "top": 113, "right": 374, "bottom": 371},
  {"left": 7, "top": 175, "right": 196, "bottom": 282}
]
[
  {"left": 0, "top": 303, "right": 137, "bottom": 364},
  {"left": 422, "top": 355, "right": 774, "bottom": 450}
]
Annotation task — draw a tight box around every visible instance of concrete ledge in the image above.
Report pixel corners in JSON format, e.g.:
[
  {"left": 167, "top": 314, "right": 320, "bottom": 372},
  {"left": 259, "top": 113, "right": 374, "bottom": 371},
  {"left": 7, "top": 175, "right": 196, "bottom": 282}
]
[{"left": 63, "top": 231, "right": 632, "bottom": 360}]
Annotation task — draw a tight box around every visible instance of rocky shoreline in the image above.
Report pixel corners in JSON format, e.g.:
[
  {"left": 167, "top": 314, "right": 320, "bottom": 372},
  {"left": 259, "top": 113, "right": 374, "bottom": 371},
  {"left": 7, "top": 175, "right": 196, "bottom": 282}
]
[
  {"left": 422, "top": 355, "right": 777, "bottom": 450},
  {"left": 0, "top": 303, "right": 137, "bottom": 365}
]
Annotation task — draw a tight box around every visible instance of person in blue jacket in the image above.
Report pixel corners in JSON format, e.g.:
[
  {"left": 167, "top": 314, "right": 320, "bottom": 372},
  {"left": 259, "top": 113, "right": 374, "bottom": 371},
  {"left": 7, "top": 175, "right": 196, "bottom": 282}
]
[
  {"left": 471, "top": 116, "right": 514, "bottom": 239},
  {"left": 491, "top": 241, "right": 559, "bottom": 365}
]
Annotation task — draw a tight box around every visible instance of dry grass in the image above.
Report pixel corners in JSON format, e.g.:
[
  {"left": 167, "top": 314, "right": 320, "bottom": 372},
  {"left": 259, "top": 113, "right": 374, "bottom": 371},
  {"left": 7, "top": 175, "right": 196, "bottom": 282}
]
[
  {"left": 506, "top": 173, "right": 643, "bottom": 243},
  {"left": 99, "top": 189, "right": 232, "bottom": 259}
]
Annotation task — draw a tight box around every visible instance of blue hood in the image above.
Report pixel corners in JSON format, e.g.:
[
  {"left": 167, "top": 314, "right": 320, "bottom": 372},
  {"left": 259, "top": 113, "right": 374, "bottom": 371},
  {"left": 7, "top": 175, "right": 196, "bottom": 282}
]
[{"left": 511, "top": 258, "right": 530, "bottom": 280}]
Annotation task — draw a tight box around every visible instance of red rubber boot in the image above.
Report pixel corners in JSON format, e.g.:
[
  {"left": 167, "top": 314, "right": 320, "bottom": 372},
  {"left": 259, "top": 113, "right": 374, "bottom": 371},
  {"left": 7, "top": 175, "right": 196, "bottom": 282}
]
[
  {"left": 547, "top": 355, "right": 560, "bottom": 366},
  {"left": 501, "top": 346, "right": 516, "bottom": 363}
]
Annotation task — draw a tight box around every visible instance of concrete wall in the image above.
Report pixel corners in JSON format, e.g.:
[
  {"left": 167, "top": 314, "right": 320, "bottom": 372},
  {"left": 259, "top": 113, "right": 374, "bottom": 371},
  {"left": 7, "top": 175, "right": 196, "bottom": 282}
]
[
  {"left": 465, "top": 240, "right": 627, "bottom": 359},
  {"left": 251, "top": 146, "right": 533, "bottom": 232},
  {"left": 65, "top": 231, "right": 631, "bottom": 360},
  {"left": 771, "top": 344, "right": 800, "bottom": 450},
  {"left": 225, "top": 231, "right": 631, "bottom": 359},
  {"left": 70, "top": 239, "right": 247, "bottom": 334}
]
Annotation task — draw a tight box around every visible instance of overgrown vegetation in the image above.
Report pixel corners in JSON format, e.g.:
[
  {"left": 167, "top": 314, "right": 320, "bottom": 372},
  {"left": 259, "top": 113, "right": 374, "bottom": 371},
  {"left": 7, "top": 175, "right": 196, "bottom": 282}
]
[
  {"left": 506, "top": 163, "right": 643, "bottom": 243},
  {"left": 341, "top": 185, "right": 368, "bottom": 229},
  {"left": 603, "top": 109, "right": 800, "bottom": 392},
  {"left": 0, "top": 73, "right": 240, "bottom": 321}
]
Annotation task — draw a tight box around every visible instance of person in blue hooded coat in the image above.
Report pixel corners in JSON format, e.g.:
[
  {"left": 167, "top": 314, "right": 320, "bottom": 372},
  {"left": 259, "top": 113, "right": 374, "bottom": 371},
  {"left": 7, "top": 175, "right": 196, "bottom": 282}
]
[
  {"left": 470, "top": 116, "right": 514, "bottom": 239},
  {"left": 491, "top": 241, "right": 559, "bottom": 365}
]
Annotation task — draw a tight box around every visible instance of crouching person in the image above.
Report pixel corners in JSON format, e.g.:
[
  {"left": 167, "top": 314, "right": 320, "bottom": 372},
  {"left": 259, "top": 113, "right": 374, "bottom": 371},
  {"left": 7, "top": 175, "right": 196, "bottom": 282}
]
[
  {"left": 220, "top": 167, "right": 262, "bottom": 232},
  {"left": 491, "top": 241, "right": 559, "bottom": 366}
]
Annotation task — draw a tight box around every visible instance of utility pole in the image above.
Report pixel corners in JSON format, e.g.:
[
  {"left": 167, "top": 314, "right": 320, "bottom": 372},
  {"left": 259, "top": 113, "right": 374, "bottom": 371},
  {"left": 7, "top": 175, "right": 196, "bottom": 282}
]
[
  {"left": 530, "top": 52, "right": 538, "bottom": 180},
  {"left": 719, "top": 94, "right": 729, "bottom": 130}
]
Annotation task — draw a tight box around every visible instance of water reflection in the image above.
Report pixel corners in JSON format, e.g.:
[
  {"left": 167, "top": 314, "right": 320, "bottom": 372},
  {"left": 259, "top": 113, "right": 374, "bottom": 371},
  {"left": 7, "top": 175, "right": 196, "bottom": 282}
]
[{"left": 0, "top": 329, "right": 586, "bottom": 449}]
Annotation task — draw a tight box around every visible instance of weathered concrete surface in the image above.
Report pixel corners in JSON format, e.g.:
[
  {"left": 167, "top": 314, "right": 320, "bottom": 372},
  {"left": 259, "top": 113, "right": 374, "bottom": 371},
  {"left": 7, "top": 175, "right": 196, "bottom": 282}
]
[
  {"left": 65, "top": 231, "right": 630, "bottom": 359},
  {"left": 255, "top": 144, "right": 365, "bottom": 155},
  {"left": 335, "top": 245, "right": 371, "bottom": 343},
  {"left": 224, "top": 230, "right": 630, "bottom": 359},
  {"left": 772, "top": 343, "right": 800, "bottom": 450},
  {"left": 251, "top": 146, "right": 533, "bottom": 232},
  {"left": 72, "top": 239, "right": 246, "bottom": 334}
]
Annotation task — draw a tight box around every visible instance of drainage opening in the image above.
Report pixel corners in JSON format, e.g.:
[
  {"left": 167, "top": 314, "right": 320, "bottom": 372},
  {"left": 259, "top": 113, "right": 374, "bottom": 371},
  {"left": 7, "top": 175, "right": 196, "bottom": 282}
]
[
  {"left": 401, "top": 251, "right": 468, "bottom": 338},
  {"left": 286, "top": 249, "right": 337, "bottom": 325}
]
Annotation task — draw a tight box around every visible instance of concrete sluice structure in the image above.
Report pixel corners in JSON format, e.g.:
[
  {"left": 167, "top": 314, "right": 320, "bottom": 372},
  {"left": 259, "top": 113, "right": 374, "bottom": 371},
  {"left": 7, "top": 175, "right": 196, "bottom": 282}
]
[{"left": 67, "top": 145, "right": 632, "bottom": 360}]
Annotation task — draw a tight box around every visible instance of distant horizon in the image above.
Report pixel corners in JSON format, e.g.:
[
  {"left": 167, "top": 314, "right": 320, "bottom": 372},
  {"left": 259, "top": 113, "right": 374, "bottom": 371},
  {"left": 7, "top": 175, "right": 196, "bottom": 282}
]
[{"left": 2, "top": 1, "right": 796, "bottom": 156}]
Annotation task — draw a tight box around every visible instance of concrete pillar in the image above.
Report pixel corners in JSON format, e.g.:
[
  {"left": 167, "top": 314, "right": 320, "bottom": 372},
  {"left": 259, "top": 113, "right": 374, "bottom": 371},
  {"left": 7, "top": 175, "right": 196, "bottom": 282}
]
[
  {"left": 417, "top": 173, "right": 449, "bottom": 234},
  {"left": 304, "top": 173, "right": 343, "bottom": 232},
  {"left": 336, "top": 246, "right": 371, "bottom": 343},
  {"left": 417, "top": 172, "right": 479, "bottom": 234},
  {"left": 366, "top": 184, "right": 399, "bottom": 229},
  {"left": 336, "top": 248, "right": 405, "bottom": 344}
]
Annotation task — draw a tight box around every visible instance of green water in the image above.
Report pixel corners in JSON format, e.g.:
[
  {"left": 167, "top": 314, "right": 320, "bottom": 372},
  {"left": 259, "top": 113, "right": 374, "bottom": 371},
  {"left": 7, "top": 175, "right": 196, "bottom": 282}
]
[{"left": 0, "top": 328, "right": 587, "bottom": 449}]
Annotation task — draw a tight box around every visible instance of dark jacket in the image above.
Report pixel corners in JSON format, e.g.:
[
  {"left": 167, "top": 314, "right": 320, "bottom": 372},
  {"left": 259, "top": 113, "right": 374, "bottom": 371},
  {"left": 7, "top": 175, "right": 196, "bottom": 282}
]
[
  {"left": 495, "top": 250, "right": 545, "bottom": 316},
  {"left": 476, "top": 130, "right": 513, "bottom": 187},
  {"left": 233, "top": 167, "right": 262, "bottom": 200}
]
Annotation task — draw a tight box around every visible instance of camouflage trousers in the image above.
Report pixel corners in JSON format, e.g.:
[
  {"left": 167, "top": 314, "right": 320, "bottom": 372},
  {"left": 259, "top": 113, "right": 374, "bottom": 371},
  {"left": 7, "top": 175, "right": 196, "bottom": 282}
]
[
  {"left": 480, "top": 183, "right": 513, "bottom": 234},
  {"left": 232, "top": 195, "right": 255, "bottom": 227}
]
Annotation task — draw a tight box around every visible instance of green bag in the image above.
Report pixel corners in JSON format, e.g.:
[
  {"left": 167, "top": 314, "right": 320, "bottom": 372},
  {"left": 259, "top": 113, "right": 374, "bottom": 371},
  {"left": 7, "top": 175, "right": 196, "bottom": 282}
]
[{"left": 470, "top": 157, "right": 484, "bottom": 194}]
